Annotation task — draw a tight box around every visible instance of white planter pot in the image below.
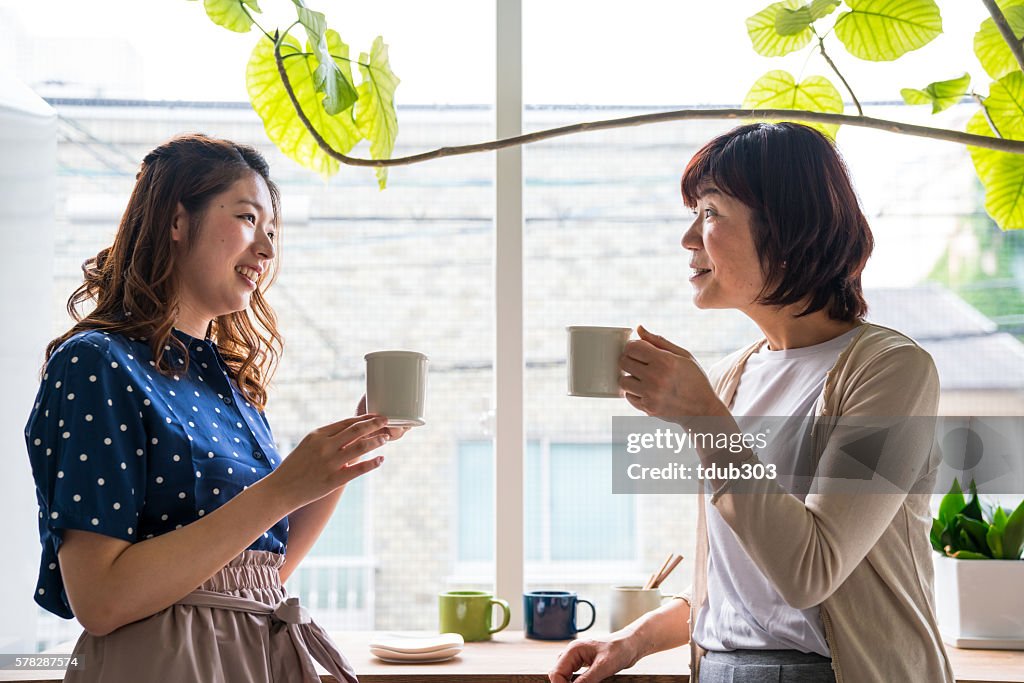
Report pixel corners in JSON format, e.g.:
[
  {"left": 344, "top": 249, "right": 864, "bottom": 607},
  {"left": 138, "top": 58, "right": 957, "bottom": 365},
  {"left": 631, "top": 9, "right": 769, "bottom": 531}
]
[{"left": 932, "top": 554, "right": 1024, "bottom": 649}]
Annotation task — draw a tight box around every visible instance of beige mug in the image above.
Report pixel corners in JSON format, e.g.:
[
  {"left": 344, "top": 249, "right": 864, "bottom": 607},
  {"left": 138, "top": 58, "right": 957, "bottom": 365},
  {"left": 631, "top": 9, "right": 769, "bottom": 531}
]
[
  {"left": 609, "top": 585, "right": 673, "bottom": 632},
  {"left": 365, "top": 350, "right": 428, "bottom": 427},
  {"left": 566, "top": 326, "right": 632, "bottom": 398}
]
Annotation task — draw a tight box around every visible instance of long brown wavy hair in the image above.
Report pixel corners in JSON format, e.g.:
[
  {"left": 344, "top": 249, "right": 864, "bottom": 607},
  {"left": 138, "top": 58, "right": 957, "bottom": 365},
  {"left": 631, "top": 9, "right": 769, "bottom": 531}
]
[{"left": 45, "top": 133, "right": 284, "bottom": 411}]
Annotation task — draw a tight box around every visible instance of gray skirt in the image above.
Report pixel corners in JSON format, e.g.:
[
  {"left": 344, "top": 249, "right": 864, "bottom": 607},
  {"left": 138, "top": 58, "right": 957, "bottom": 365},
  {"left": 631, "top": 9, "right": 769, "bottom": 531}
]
[
  {"left": 699, "top": 649, "right": 836, "bottom": 683},
  {"left": 64, "top": 550, "right": 359, "bottom": 683}
]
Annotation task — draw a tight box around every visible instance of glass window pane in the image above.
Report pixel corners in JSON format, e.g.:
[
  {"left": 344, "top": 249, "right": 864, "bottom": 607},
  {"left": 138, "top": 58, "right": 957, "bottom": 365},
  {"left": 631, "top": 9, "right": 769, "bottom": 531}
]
[{"left": 458, "top": 440, "right": 494, "bottom": 562}]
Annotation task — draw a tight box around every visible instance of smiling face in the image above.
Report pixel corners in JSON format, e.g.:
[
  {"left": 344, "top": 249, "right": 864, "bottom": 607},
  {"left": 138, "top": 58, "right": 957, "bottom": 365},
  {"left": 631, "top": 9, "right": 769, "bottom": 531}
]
[
  {"left": 171, "top": 172, "right": 277, "bottom": 335},
  {"left": 681, "top": 185, "right": 768, "bottom": 313}
]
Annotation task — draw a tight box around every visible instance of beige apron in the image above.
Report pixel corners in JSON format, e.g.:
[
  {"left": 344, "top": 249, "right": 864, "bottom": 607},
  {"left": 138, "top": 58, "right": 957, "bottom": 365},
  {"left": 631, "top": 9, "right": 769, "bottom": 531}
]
[{"left": 65, "top": 550, "right": 359, "bottom": 682}]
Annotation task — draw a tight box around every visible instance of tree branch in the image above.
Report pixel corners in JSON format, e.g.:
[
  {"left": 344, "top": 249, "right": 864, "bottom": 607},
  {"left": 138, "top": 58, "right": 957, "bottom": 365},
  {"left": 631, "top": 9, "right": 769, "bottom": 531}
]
[
  {"left": 816, "top": 32, "right": 863, "bottom": 116},
  {"left": 273, "top": 41, "right": 1024, "bottom": 169},
  {"left": 972, "top": 92, "right": 1003, "bottom": 138},
  {"left": 982, "top": 0, "right": 1024, "bottom": 75}
]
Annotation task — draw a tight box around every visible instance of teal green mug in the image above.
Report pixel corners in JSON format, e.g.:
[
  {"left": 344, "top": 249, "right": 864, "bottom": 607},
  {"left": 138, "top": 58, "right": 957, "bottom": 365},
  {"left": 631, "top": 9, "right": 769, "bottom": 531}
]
[{"left": 438, "top": 590, "right": 511, "bottom": 642}]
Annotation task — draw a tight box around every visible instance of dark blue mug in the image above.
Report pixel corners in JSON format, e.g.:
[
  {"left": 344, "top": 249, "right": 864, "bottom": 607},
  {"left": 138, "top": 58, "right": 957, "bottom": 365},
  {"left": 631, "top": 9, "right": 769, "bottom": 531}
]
[{"left": 523, "top": 590, "right": 596, "bottom": 640}]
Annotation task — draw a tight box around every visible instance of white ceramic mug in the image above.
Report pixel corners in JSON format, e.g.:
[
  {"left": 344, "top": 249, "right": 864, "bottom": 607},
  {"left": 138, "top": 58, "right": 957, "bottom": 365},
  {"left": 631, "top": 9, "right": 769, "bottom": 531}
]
[
  {"left": 365, "top": 350, "right": 429, "bottom": 427},
  {"left": 609, "top": 586, "right": 671, "bottom": 632},
  {"left": 566, "top": 326, "right": 632, "bottom": 398}
]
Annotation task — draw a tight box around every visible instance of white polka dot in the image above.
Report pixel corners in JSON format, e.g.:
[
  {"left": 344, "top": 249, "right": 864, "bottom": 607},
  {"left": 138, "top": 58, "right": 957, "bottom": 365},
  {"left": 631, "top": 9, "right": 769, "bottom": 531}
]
[
  {"left": 156, "top": 476, "right": 164, "bottom": 483},
  {"left": 234, "top": 437, "right": 240, "bottom": 443},
  {"left": 237, "top": 422, "right": 243, "bottom": 428},
  {"left": 120, "top": 462, "right": 127, "bottom": 470},
  {"left": 57, "top": 470, "right": 64, "bottom": 478},
  {"left": 111, "top": 361, "right": 118, "bottom": 368},
  {"left": 126, "top": 385, "right": 133, "bottom": 392},
  {"left": 175, "top": 524, "right": 182, "bottom": 529},
  {"left": 89, "top": 375, "right": 97, "bottom": 382},
  {"left": 43, "top": 373, "right": 48, "bottom": 380},
  {"left": 127, "top": 354, "right": 133, "bottom": 360},
  {"left": 192, "top": 406, "right": 198, "bottom": 412},
  {"left": 207, "top": 452, "right": 214, "bottom": 458},
  {"left": 174, "top": 375, "right": 180, "bottom": 381},
  {"left": 263, "top": 532, "right": 269, "bottom": 538},
  {"left": 144, "top": 398, "right": 152, "bottom": 406},
  {"left": 49, "top": 563, "right": 56, "bottom": 570},
  {"left": 212, "top": 422, "right": 218, "bottom": 429},
  {"left": 71, "top": 356, "right": 78, "bottom": 363},
  {"left": 166, "top": 417, "right": 172, "bottom": 424},
  {"left": 196, "top": 471, "right": 202, "bottom": 478},
  {"left": 251, "top": 467, "right": 257, "bottom": 473},
  {"left": 113, "top": 502, "right": 120, "bottom": 510},
  {"left": 58, "top": 419, "right": 64, "bottom": 428},
  {"left": 150, "top": 437, "right": 158, "bottom": 445},
  {"left": 188, "top": 421, "right": 195, "bottom": 428},
  {"left": 91, "top": 518, "right": 99, "bottom": 526},
  {"left": 54, "top": 381, "right": 61, "bottom": 389},
  {"left": 33, "top": 438, "right": 41, "bottom": 446},
  {"left": 169, "top": 390, "right": 176, "bottom": 397},
  {"left": 178, "top": 492, "right": 186, "bottom": 499},
  {"left": 194, "top": 391, "right": 200, "bottom": 397},
  {"left": 50, "top": 511, "right": 58, "bottom": 519},
  {"left": 120, "top": 424, "right": 127, "bottom": 432},
  {"left": 198, "top": 509, "right": 205, "bottom": 516},
  {"left": 215, "top": 408, "right": 221, "bottom": 414},
  {"left": 104, "top": 438, "right": 112, "bottom": 445},
  {"left": 161, "top": 514, "right": 168, "bottom": 521},
  {"left": 46, "top": 448, "right": 52, "bottom": 456},
  {"left": 127, "top": 527, "right": 133, "bottom": 535},
  {"left": 67, "top": 393, "right": 75, "bottom": 400},
  {"left": 62, "top": 432, "right": 70, "bottom": 439},
  {"left": 212, "top": 488, "right": 220, "bottom": 495},
  {"left": 107, "top": 399, "right": 113, "bottom": 406},
  {"left": 97, "top": 478, "right": 105, "bottom": 486},
  {"left": 85, "top": 414, "right": 93, "bottom": 422},
  {"left": 227, "top": 467, "right": 233, "bottom": 474},
  {"left": 73, "top": 495, "right": 81, "bottom": 502},
  {"left": 188, "top": 435, "right": 194, "bottom": 441},
  {"left": 136, "top": 449, "right": 144, "bottom": 456},
  {"left": 38, "top": 588, "right": 45, "bottom": 595},
  {"left": 173, "top": 454, "right": 181, "bottom": 462},
  {"left": 212, "top": 436, "right": 219, "bottom": 443}
]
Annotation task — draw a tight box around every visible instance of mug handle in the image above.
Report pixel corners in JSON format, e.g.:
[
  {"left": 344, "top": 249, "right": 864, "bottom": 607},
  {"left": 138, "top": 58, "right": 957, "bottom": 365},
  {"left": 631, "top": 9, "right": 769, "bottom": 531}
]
[
  {"left": 489, "top": 598, "right": 511, "bottom": 634},
  {"left": 576, "top": 598, "right": 597, "bottom": 633}
]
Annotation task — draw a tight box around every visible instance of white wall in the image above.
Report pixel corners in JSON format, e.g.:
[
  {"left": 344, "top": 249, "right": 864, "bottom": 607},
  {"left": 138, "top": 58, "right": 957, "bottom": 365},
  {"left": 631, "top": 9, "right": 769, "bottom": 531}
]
[{"left": 0, "top": 71, "right": 56, "bottom": 650}]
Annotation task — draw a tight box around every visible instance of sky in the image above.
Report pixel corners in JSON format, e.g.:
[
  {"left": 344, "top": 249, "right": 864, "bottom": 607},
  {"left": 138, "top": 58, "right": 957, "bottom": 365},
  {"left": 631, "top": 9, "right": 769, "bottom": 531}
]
[{"left": 0, "top": 0, "right": 999, "bottom": 106}]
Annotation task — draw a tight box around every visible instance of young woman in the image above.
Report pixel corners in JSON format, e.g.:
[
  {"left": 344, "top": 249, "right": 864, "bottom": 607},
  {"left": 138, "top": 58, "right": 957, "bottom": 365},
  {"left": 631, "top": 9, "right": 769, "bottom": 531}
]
[
  {"left": 549, "top": 123, "right": 953, "bottom": 683},
  {"left": 26, "top": 134, "right": 401, "bottom": 682}
]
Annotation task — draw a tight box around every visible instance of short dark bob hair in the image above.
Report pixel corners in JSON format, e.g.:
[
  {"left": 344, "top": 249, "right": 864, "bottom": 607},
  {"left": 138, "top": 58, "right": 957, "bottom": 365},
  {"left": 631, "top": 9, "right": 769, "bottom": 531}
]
[{"left": 681, "top": 122, "right": 873, "bottom": 322}]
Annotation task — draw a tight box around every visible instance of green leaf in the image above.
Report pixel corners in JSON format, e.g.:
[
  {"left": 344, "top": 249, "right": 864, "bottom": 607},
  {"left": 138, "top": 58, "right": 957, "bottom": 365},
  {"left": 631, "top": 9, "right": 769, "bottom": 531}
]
[
  {"left": 355, "top": 36, "right": 400, "bottom": 189},
  {"left": 967, "top": 110, "right": 1024, "bottom": 230},
  {"left": 900, "top": 72, "right": 970, "bottom": 114},
  {"left": 777, "top": 0, "right": 841, "bottom": 35},
  {"left": 930, "top": 518, "right": 946, "bottom": 552},
  {"left": 1004, "top": 498, "right": 1024, "bottom": 559},
  {"left": 956, "top": 514, "right": 992, "bottom": 556},
  {"left": 743, "top": 70, "right": 845, "bottom": 139},
  {"left": 958, "top": 528, "right": 982, "bottom": 554},
  {"left": 992, "top": 505, "right": 1010, "bottom": 532},
  {"left": 246, "top": 33, "right": 361, "bottom": 178},
  {"left": 938, "top": 478, "right": 964, "bottom": 526},
  {"left": 987, "top": 524, "right": 1004, "bottom": 558},
  {"left": 947, "top": 549, "right": 990, "bottom": 560},
  {"left": 203, "top": 0, "right": 260, "bottom": 33},
  {"left": 747, "top": 0, "right": 814, "bottom": 57},
  {"left": 289, "top": 0, "right": 358, "bottom": 115},
  {"left": 986, "top": 71, "right": 1024, "bottom": 139},
  {"left": 962, "top": 479, "right": 985, "bottom": 521},
  {"left": 834, "top": 0, "right": 942, "bottom": 61},
  {"left": 974, "top": 4, "right": 1024, "bottom": 81}
]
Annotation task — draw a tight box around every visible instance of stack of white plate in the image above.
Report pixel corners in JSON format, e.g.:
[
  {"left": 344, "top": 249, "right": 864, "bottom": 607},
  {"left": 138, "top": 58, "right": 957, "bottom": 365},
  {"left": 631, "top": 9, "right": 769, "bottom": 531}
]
[{"left": 368, "top": 632, "right": 465, "bottom": 663}]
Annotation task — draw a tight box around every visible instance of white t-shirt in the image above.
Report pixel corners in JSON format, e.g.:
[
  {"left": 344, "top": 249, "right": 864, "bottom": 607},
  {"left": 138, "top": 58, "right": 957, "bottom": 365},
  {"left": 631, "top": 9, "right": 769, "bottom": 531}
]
[{"left": 692, "top": 326, "right": 862, "bottom": 655}]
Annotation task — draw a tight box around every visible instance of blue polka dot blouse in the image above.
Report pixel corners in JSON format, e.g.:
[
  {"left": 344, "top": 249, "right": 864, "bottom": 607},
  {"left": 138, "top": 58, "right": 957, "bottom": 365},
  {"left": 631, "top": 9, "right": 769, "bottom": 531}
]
[{"left": 25, "top": 328, "right": 288, "bottom": 619}]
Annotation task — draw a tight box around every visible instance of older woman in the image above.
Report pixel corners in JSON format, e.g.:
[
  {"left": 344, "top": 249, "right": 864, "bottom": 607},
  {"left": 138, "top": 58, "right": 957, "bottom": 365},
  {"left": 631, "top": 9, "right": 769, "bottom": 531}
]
[{"left": 550, "top": 123, "right": 953, "bottom": 683}]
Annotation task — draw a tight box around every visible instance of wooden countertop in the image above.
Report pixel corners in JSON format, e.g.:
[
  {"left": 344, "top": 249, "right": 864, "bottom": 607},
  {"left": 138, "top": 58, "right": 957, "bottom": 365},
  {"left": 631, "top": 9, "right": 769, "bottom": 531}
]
[{"left": 1, "top": 631, "right": 1021, "bottom": 682}]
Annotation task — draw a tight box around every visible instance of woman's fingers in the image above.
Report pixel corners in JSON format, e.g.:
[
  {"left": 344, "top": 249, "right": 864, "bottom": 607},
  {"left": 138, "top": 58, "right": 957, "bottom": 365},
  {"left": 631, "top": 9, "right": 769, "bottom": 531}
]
[
  {"left": 548, "top": 640, "right": 597, "bottom": 683},
  {"left": 637, "top": 325, "right": 692, "bottom": 358},
  {"left": 332, "top": 453, "right": 386, "bottom": 488},
  {"left": 329, "top": 414, "right": 388, "bottom": 443}
]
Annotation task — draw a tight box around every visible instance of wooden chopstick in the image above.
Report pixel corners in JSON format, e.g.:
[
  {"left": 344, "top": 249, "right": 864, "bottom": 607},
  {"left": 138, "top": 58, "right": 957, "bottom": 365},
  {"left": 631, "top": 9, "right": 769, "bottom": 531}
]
[
  {"left": 643, "top": 553, "right": 675, "bottom": 590},
  {"left": 652, "top": 554, "right": 683, "bottom": 589}
]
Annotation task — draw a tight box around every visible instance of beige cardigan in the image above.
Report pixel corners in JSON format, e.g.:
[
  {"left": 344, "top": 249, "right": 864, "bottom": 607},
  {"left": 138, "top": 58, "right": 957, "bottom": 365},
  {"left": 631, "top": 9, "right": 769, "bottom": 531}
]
[{"left": 679, "top": 323, "right": 955, "bottom": 683}]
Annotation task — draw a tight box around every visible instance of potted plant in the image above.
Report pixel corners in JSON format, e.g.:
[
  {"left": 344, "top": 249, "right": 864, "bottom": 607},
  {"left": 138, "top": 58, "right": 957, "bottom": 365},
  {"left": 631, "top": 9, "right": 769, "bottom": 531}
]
[{"left": 931, "top": 479, "right": 1024, "bottom": 649}]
